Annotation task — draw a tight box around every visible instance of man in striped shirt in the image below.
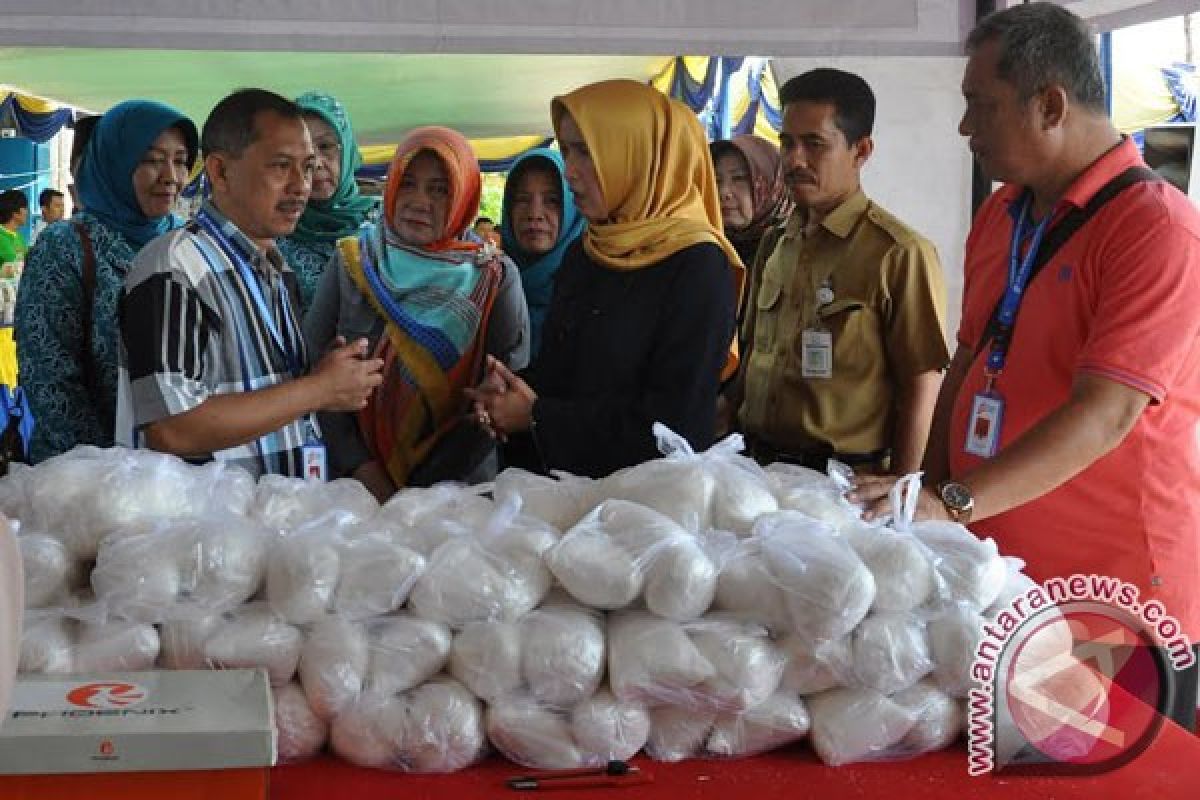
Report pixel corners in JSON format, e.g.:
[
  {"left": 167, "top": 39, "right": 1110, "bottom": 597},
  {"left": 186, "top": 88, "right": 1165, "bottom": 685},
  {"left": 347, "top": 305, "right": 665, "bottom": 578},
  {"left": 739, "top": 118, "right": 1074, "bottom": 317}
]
[{"left": 118, "top": 89, "right": 382, "bottom": 478}]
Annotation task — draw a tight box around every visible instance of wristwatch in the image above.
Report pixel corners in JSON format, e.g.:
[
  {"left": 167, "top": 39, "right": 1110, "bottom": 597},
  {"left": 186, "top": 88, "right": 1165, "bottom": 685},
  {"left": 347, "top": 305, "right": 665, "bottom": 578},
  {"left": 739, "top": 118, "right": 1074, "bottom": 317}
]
[{"left": 937, "top": 480, "right": 975, "bottom": 524}]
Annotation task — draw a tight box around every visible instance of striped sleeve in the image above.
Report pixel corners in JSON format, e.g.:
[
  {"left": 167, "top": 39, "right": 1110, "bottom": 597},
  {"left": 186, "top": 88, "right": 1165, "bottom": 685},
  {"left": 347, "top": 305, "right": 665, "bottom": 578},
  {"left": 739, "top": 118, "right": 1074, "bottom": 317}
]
[{"left": 121, "top": 269, "right": 215, "bottom": 427}]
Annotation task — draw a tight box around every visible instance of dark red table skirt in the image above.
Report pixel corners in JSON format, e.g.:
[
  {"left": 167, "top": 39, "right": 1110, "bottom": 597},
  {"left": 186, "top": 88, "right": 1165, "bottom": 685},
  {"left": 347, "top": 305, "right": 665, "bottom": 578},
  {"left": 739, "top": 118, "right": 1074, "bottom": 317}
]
[{"left": 272, "top": 719, "right": 1200, "bottom": 800}]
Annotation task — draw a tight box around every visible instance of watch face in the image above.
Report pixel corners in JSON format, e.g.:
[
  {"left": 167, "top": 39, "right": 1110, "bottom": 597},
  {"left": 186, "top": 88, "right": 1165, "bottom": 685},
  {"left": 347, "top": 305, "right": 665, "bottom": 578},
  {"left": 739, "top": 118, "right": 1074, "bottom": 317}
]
[{"left": 941, "top": 482, "right": 972, "bottom": 509}]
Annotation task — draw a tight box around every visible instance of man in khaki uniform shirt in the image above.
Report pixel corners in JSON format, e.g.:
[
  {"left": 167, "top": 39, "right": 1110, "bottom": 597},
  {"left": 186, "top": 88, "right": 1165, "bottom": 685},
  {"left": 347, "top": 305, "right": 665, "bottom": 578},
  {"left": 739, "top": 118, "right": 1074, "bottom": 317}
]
[{"left": 738, "top": 68, "right": 949, "bottom": 474}]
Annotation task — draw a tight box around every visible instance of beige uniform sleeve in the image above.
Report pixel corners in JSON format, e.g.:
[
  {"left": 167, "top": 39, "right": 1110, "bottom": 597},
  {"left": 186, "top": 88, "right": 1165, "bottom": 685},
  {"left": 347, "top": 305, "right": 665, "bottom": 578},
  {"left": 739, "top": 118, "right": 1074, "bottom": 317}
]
[{"left": 882, "top": 236, "right": 951, "bottom": 380}]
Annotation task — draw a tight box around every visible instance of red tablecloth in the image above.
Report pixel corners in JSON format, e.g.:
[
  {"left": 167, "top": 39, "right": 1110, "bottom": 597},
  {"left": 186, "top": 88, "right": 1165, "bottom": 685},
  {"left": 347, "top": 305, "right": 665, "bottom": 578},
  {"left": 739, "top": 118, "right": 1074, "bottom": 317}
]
[{"left": 272, "top": 719, "right": 1200, "bottom": 800}]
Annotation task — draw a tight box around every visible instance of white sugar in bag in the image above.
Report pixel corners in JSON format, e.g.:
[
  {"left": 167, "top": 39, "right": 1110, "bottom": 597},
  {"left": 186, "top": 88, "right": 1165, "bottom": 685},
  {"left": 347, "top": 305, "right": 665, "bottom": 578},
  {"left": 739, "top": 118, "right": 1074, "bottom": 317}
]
[
  {"left": 367, "top": 614, "right": 452, "bottom": 695},
  {"left": 299, "top": 617, "right": 369, "bottom": 720},
  {"left": 706, "top": 690, "right": 810, "bottom": 756},
  {"left": 273, "top": 682, "right": 328, "bottom": 762},
  {"left": 570, "top": 689, "right": 651, "bottom": 763},
  {"left": 808, "top": 687, "right": 917, "bottom": 766},
  {"left": 520, "top": 605, "right": 605, "bottom": 709},
  {"left": 645, "top": 706, "right": 717, "bottom": 762},
  {"left": 851, "top": 613, "right": 933, "bottom": 694},
  {"left": 448, "top": 621, "right": 523, "bottom": 703},
  {"left": 486, "top": 698, "right": 584, "bottom": 769},
  {"left": 203, "top": 606, "right": 303, "bottom": 686},
  {"left": 892, "top": 679, "right": 962, "bottom": 754}
]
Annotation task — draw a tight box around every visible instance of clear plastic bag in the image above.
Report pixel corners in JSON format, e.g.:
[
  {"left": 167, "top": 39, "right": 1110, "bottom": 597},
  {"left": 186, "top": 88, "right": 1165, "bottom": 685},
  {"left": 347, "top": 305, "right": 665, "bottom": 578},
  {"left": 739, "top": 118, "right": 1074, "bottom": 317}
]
[
  {"left": 200, "top": 604, "right": 303, "bottom": 686},
  {"left": 807, "top": 687, "right": 918, "bottom": 766},
  {"left": 891, "top": 679, "right": 963, "bottom": 754},
  {"left": 844, "top": 523, "right": 938, "bottom": 613},
  {"left": 645, "top": 705, "right": 717, "bottom": 762},
  {"left": 19, "top": 613, "right": 74, "bottom": 674},
  {"left": 24, "top": 447, "right": 225, "bottom": 561},
  {"left": 570, "top": 689, "right": 651, "bottom": 764},
  {"left": 706, "top": 690, "right": 810, "bottom": 757},
  {"left": 333, "top": 530, "right": 425, "bottom": 620},
  {"left": 599, "top": 424, "right": 778, "bottom": 535},
  {"left": 608, "top": 612, "right": 715, "bottom": 708},
  {"left": 376, "top": 486, "right": 496, "bottom": 556},
  {"left": 18, "top": 611, "right": 158, "bottom": 674},
  {"left": 448, "top": 620, "right": 523, "bottom": 703},
  {"left": 331, "top": 679, "right": 487, "bottom": 773},
  {"left": 265, "top": 514, "right": 348, "bottom": 625},
  {"left": 487, "top": 688, "right": 653, "bottom": 770},
  {"left": 298, "top": 616, "right": 369, "bottom": 720},
  {"left": 688, "top": 618, "right": 786, "bottom": 712},
  {"left": 92, "top": 514, "right": 269, "bottom": 623},
  {"left": 925, "top": 606, "right": 985, "bottom": 698},
  {"left": 73, "top": 619, "right": 160, "bottom": 672},
  {"left": 19, "top": 532, "right": 82, "bottom": 608},
  {"left": 778, "top": 634, "right": 853, "bottom": 695},
  {"left": 546, "top": 499, "right": 711, "bottom": 615},
  {"left": 755, "top": 512, "right": 876, "bottom": 642},
  {"left": 850, "top": 612, "right": 933, "bottom": 694},
  {"left": 492, "top": 468, "right": 598, "bottom": 533},
  {"left": 914, "top": 521, "right": 1007, "bottom": 611},
  {"left": 365, "top": 614, "right": 452, "bottom": 695},
  {"left": 273, "top": 682, "right": 328, "bottom": 762},
  {"left": 519, "top": 602, "right": 606, "bottom": 709},
  {"left": 253, "top": 475, "right": 379, "bottom": 532},
  {"left": 406, "top": 499, "right": 558, "bottom": 628}
]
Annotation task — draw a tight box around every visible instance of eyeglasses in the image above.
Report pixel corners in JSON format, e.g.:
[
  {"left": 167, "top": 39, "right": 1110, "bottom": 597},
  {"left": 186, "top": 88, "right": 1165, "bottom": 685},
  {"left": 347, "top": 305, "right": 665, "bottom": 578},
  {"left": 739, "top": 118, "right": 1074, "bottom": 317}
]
[{"left": 315, "top": 139, "right": 342, "bottom": 159}]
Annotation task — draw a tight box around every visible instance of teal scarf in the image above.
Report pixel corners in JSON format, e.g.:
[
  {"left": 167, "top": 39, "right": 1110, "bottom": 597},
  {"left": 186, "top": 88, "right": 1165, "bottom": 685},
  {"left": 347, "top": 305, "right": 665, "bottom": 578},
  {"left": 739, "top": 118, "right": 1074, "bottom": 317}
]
[
  {"left": 76, "top": 99, "right": 197, "bottom": 249},
  {"left": 291, "top": 92, "right": 376, "bottom": 244},
  {"left": 365, "top": 224, "right": 489, "bottom": 360},
  {"left": 499, "top": 148, "right": 585, "bottom": 356}
]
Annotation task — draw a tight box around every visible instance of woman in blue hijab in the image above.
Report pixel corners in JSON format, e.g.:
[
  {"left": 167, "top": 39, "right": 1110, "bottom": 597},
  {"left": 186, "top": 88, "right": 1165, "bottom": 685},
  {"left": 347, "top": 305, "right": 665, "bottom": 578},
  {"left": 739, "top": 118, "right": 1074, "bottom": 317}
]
[
  {"left": 279, "top": 91, "right": 376, "bottom": 315},
  {"left": 16, "top": 99, "right": 197, "bottom": 462},
  {"left": 499, "top": 148, "right": 585, "bottom": 357}
]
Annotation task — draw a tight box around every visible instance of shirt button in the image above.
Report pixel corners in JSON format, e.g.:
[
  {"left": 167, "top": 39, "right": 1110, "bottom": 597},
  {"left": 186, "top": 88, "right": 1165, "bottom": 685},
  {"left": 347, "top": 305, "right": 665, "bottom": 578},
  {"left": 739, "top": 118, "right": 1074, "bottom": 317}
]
[{"left": 1151, "top": 575, "right": 1163, "bottom": 587}]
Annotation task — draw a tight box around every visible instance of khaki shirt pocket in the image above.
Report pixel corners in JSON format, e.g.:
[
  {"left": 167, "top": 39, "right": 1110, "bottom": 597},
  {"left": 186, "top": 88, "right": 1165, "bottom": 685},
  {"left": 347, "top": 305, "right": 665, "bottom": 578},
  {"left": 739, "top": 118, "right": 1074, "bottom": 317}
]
[
  {"left": 753, "top": 273, "right": 784, "bottom": 352},
  {"left": 806, "top": 297, "right": 873, "bottom": 378}
]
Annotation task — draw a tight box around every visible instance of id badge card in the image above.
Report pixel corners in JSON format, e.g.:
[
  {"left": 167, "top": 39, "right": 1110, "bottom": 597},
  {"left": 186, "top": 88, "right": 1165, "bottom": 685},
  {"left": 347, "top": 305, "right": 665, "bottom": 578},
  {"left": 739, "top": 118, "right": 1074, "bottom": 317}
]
[
  {"left": 302, "top": 438, "right": 327, "bottom": 482},
  {"left": 801, "top": 329, "right": 833, "bottom": 379},
  {"left": 964, "top": 391, "right": 1004, "bottom": 458}
]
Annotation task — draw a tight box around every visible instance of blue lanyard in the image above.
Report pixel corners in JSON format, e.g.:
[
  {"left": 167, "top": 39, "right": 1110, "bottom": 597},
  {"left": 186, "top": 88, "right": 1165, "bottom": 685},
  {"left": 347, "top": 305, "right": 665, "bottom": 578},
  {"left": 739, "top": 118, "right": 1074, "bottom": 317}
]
[
  {"left": 194, "top": 210, "right": 317, "bottom": 476},
  {"left": 985, "top": 192, "right": 1055, "bottom": 377},
  {"left": 195, "top": 209, "right": 303, "bottom": 378}
]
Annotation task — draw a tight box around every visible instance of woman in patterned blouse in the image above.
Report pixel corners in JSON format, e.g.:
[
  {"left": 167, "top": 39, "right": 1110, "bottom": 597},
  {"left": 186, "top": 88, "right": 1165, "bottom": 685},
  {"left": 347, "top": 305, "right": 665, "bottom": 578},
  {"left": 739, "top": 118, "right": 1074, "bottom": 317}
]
[{"left": 15, "top": 100, "right": 197, "bottom": 462}]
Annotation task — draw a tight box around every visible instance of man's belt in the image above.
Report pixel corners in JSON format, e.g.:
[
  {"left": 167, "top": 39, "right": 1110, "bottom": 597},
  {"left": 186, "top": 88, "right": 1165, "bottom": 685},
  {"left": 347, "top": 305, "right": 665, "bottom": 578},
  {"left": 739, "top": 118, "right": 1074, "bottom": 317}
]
[{"left": 745, "top": 437, "right": 890, "bottom": 471}]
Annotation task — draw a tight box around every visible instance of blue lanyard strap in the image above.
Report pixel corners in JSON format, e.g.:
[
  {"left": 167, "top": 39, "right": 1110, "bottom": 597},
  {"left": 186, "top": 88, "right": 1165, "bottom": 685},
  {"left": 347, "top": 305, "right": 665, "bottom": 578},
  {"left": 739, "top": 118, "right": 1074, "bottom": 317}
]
[
  {"left": 195, "top": 209, "right": 303, "bottom": 378},
  {"left": 986, "top": 192, "right": 1055, "bottom": 377}
]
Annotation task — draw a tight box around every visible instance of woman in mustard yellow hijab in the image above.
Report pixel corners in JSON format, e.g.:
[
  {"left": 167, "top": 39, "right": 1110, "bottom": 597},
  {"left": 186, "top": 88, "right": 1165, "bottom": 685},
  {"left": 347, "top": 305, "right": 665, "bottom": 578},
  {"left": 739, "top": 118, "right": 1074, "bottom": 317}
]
[{"left": 469, "top": 79, "right": 744, "bottom": 478}]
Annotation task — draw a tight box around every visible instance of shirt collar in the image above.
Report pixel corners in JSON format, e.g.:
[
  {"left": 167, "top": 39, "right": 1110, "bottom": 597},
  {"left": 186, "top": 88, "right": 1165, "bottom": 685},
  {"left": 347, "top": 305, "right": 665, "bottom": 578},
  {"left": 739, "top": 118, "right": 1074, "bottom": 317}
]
[
  {"left": 1005, "top": 135, "right": 1141, "bottom": 220},
  {"left": 201, "top": 201, "right": 287, "bottom": 273},
  {"left": 785, "top": 189, "right": 869, "bottom": 240}
]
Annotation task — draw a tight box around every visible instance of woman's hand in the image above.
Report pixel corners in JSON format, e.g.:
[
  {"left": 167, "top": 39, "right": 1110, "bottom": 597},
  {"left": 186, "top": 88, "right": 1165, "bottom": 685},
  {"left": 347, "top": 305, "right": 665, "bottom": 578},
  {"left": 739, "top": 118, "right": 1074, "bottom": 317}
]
[{"left": 465, "top": 356, "right": 537, "bottom": 440}]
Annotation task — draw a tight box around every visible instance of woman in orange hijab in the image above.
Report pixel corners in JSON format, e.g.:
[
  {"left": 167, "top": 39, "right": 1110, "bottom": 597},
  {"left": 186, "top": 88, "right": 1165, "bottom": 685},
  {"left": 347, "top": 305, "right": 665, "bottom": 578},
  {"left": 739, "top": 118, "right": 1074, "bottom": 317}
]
[
  {"left": 305, "top": 126, "right": 530, "bottom": 501},
  {"left": 470, "top": 79, "right": 743, "bottom": 478}
]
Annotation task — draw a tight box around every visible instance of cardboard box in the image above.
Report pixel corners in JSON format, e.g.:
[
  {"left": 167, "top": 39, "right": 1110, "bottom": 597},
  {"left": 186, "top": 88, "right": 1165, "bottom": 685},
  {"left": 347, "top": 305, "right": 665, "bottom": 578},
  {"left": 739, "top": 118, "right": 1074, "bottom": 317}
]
[{"left": 0, "top": 669, "right": 274, "bottom": 799}]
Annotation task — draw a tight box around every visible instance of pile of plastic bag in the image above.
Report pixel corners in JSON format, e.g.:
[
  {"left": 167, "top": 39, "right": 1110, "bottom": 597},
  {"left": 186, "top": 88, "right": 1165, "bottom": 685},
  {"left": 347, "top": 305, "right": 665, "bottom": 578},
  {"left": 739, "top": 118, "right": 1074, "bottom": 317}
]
[{"left": 2, "top": 430, "right": 1045, "bottom": 771}]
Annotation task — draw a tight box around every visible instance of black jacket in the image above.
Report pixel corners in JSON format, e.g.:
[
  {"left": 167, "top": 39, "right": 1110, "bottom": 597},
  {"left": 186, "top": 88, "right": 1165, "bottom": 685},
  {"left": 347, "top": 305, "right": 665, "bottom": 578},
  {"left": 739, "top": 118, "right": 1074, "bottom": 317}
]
[{"left": 505, "top": 240, "right": 736, "bottom": 478}]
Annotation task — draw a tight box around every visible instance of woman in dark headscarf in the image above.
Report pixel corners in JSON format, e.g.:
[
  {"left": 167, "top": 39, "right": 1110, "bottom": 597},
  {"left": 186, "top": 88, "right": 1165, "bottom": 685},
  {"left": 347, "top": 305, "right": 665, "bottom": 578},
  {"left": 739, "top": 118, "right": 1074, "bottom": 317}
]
[
  {"left": 279, "top": 91, "right": 376, "bottom": 315},
  {"left": 16, "top": 99, "right": 197, "bottom": 462}
]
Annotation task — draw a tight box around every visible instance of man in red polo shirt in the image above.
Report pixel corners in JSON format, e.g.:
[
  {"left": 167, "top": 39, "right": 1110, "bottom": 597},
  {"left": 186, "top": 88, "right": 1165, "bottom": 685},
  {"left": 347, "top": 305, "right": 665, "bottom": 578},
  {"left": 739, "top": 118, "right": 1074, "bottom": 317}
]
[{"left": 854, "top": 3, "right": 1200, "bottom": 728}]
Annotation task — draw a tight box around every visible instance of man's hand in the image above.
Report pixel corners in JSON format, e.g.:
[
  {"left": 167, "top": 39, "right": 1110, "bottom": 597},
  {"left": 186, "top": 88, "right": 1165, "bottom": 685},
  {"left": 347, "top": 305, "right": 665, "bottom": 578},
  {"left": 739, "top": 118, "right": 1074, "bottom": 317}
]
[
  {"left": 310, "top": 338, "right": 383, "bottom": 412},
  {"left": 848, "top": 475, "right": 953, "bottom": 523}
]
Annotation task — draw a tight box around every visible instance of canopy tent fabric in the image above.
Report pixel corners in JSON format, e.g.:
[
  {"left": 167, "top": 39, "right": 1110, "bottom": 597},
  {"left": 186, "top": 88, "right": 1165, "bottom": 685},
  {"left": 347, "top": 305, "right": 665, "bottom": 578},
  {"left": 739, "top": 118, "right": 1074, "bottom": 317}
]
[{"left": 0, "top": 89, "right": 73, "bottom": 143}]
